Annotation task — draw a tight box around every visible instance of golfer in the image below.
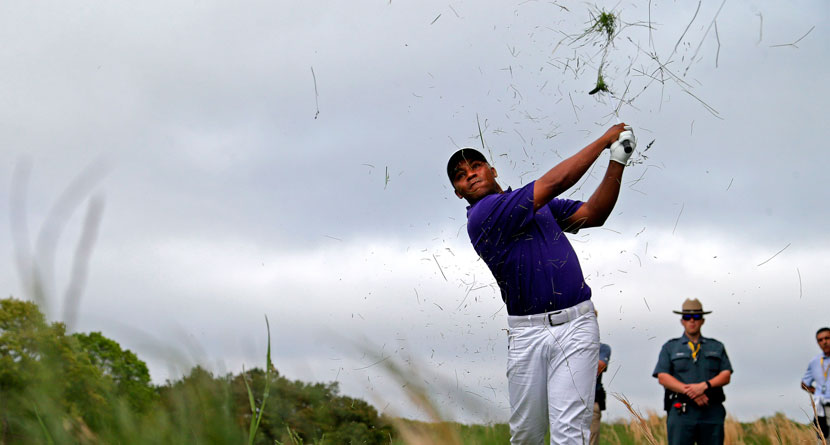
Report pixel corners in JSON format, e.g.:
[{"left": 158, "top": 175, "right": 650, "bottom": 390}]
[{"left": 447, "top": 123, "right": 635, "bottom": 444}]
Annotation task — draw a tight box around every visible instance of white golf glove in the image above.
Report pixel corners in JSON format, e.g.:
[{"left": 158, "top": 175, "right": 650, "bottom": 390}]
[{"left": 610, "top": 126, "right": 636, "bottom": 165}]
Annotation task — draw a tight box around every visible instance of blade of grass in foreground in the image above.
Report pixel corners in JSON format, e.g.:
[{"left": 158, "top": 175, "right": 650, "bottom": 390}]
[
  {"left": 246, "top": 315, "right": 273, "bottom": 445},
  {"left": 33, "top": 403, "right": 56, "bottom": 445}
]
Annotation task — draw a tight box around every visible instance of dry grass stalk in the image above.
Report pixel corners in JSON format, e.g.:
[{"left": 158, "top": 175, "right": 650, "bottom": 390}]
[
  {"left": 809, "top": 393, "right": 828, "bottom": 445},
  {"left": 723, "top": 415, "right": 743, "bottom": 444},
  {"left": 742, "top": 413, "right": 817, "bottom": 444},
  {"left": 613, "top": 393, "right": 660, "bottom": 445},
  {"left": 610, "top": 410, "right": 818, "bottom": 445}
]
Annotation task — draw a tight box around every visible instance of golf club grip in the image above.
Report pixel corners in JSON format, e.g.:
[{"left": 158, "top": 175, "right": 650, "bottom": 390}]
[{"left": 621, "top": 140, "right": 632, "bottom": 153}]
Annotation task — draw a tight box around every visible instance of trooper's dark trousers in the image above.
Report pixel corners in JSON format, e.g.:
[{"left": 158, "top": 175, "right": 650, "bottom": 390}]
[
  {"left": 813, "top": 416, "right": 828, "bottom": 442},
  {"left": 667, "top": 407, "right": 725, "bottom": 445}
]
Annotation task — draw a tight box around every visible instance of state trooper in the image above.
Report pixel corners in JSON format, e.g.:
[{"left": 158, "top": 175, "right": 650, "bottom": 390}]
[{"left": 653, "top": 299, "right": 733, "bottom": 445}]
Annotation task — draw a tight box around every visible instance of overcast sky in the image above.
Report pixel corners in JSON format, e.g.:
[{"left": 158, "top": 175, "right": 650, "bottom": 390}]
[{"left": 1, "top": 0, "right": 829, "bottom": 425}]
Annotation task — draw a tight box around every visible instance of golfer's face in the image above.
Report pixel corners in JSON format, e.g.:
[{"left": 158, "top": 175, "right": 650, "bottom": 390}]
[
  {"left": 682, "top": 317, "right": 704, "bottom": 336},
  {"left": 817, "top": 331, "right": 830, "bottom": 355},
  {"left": 452, "top": 160, "right": 497, "bottom": 201}
]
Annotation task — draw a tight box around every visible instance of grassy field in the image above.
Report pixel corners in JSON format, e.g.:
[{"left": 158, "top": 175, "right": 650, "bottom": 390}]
[{"left": 390, "top": 412, "right": 821, "bottom": 445}]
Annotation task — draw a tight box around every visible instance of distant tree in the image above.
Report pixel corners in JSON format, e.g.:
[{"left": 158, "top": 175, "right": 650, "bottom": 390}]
[
  {"left": 0, "top": 297, "right": 112, "bottom": 434},
  {"left": 156, "top": 365, "right": 248, "bottom": 443},
  {"left": 73, "top": 331, "right": 156, "bottom": 412},
  {"left": 0, "top": 297, "right": 159, "bottom": 439},
  {"left": 227, "top": 367, "right": 394, "bottom": 444},
  {"left": 0, "top": 297, "right": 49, "bottom": 391}
]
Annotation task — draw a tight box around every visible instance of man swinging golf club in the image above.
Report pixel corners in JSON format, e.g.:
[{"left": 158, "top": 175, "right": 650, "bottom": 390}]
[{"left": 447, "top": 123, "right": 636, "bottom": 444}]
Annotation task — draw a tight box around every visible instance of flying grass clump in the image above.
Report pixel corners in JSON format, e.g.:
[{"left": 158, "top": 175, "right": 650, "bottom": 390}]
[
  {"left": 585, "top": 8, "right": 618, "bottom": 95},
  {"left": 588, "top": 71, "right": 609, "bottom": 95},
  {"left": 591, "top": 9, "right": 617, "bottom": 42}
]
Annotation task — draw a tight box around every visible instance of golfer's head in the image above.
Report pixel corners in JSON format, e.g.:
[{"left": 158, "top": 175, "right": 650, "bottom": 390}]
[{"left": 447, "top": 148, "right": 499, "bottom": 204}]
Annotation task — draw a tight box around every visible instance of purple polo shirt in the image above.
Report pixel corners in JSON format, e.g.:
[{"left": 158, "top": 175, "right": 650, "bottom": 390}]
[{"left": 466, "top": 181, "right": 591, "bottom": 316}]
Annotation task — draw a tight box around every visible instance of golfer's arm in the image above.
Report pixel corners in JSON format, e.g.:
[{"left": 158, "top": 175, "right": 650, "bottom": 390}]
[
  {"left": 561, "top": 162, "right": 624, "bottom": 231},
  {"left": 707, "top": 370, "right": 731, "bottom": 388},
  {"left": 533, "top": 135, "right": 610, "bottom": 211},
  {"left": 657, "top": 372, "right": 687, "bottom": 393}
]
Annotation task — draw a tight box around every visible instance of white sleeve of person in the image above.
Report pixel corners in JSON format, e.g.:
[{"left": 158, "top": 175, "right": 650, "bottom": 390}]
[{"left": 610, "top": 127, "right": 636, "bottom": 165}]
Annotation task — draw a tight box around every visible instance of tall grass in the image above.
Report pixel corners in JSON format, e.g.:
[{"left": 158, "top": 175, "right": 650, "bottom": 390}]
[
  {"left": 387, "top": 413, "right": 821, "bottom": 445},
  {"left": 243, "top": 316, "right": 273, "bottom": 445}
]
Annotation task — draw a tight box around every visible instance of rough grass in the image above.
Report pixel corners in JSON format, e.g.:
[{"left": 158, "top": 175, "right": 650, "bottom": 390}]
[{"left": 391, "top": 413, "right": 820, "bottom": 445}]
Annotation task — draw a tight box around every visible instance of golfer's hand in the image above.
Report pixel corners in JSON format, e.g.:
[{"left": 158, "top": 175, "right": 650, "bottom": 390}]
[
  {"left": 610, "top": 126, "right": 636, "bottom": 165},
  {"left": 602, "top": 123, "right": 628, "bottom": 148},
  {"left": 801, "top": 382, "right": 816, "bottom": 394},
  {"left": 683, "top": 382, "right": 707, "bottom": 399},
  {"left": 693, "top": 394, "right": 710, "bottom": 406}
]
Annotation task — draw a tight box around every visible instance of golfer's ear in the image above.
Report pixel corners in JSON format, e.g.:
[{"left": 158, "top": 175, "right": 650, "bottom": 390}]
[
  {"left": 455, "top": 189, "right": 463, "bottom": 199},
  {"left": 491, "top": 166, "right": 498, "bottom": 178}
]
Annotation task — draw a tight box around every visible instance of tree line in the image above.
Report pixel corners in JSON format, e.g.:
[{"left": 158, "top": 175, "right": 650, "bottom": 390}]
[{"left": 0, "top": 297, "right": 393, "bottom": 444}]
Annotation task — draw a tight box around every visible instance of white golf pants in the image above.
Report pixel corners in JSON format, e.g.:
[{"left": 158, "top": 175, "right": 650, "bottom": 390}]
[{"left": 506, "top": 300, "right": 599, "bottom": 444}]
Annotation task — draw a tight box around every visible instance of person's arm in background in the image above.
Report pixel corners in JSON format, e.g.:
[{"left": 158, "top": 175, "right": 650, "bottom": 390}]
[
  {"left": 654, "top": 343, "right": 683, "bottom": 393},
  {"left": 657, "top": 373, "right": 687, "bottom": 394},
  {"left": 684, "top": 370, "right": 732, "bottom": 400},
  {"left": 801, "top": 361, "right": 815, "bottom": 393},
  {"left": 597, "top": 343, "right": 611, "bottom": 375}
]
